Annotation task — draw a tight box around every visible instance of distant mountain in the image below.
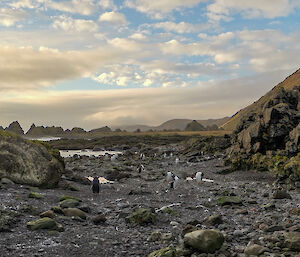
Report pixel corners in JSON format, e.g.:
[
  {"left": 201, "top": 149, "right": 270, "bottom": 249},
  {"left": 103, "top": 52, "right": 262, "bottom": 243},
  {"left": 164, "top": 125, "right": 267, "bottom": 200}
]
[
  {"left": 222, "top": 69, "right": 300, "bottom": 131},
  {"left": 26, "top": 123, "right": 64, "bottom": 136},
  {"left": 89, "top": 126, "right": 111, "bottom": 133},
  {"left": 185, "top": 120, "right": 206, "bottom": 131},
  {"left": 5, "top": 121, "right": 24, "bottom": 135},
  {"left": 115, "top": 117, "right": 230, "bottom": 132}
]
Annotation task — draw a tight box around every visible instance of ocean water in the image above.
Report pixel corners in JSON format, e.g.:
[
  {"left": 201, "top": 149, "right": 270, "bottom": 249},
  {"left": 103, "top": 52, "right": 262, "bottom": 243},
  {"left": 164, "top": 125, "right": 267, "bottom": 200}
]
[{"left": 25, "top": 136, "right": 61, "bottom": 141}]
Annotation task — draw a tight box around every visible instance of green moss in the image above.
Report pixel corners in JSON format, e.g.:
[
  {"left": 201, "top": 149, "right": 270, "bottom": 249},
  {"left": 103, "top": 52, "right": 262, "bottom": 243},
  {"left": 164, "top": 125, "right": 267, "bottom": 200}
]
[
  {"left": 28, "top": 192, "right": 44, "bottom": 199},
  {"left": 59, "top": 195, "right": 82, "bottom": 202},
  {"left": 125, "top": 208, "right": 156, "bottom": 225},
  {"left": 216, "top": 196, "right": 242, "bottom": 206},
  {"left": 148, "top": 246, "right": 176, "bottom": 257}
]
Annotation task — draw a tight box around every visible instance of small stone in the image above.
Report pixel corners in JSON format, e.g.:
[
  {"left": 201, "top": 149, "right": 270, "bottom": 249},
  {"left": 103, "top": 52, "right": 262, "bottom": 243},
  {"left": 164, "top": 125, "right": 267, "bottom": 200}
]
[
  {"left": 51, "top": 206, "right": 64, "bottom": 214},
  {"left": 204, "top": 214, "right": 223, "bottom": 226},
  {"left": 244, "top": 244, "right": 267, "bottom": 256},
  {"left": 92, "top": 214, "right": 107, "bottom": 224},
  {"left": 216, "top": 196, "right": 242, "bottom": 206},
  {"left": 272, "top": 189, "right": 292, "bottom": 199}
]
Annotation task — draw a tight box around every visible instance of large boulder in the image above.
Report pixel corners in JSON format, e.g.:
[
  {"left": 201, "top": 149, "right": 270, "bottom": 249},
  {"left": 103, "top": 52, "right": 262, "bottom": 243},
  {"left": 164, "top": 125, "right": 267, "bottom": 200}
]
[
  {"left": 0, "top": 132, "right": 64, "bottom": 188},
  {"left": 125, "top": 207, "right": 156, "bottom": 225},
  {"left": 184, "top": 229, "right": 224, "bottom": 253}
]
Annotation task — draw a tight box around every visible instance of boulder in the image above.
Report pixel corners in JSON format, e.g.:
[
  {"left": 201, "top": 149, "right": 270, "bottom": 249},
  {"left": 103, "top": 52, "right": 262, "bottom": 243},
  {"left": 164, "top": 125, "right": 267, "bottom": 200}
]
[
  {"left": 184, "top": 229, "right": 224, "bottom": 253},
  {"left": 63, "top": 208, "right": 86, "bottom": 220},
  {"left": 125, "top": 207, "right": 156, "bottom": 225},
  {"left": 148, "top": 246, "right": 176, "bottom": 257},
  {"left": 284, "top": 232, "right": 300, "bottom": 251},
  {"left": 272, "top": 189, "right": 292, "bottom": 199},
  {"left": 28, "top": 192, "right": 43, "bottom": 199},
  {"left": 59, "top": 199, "right": 80, "bottom": 209},
  {"left": 27, "top": 217, "right": 63, "bottom": 231},
  {"left": 216, "top": 196, "right": 242, "bottom": 206},
  {"left": 0, "top": 132, "right": 64, "bottom": 188},
  {"left": 40, "top": 210, "right": 55, "bottom": 218}
]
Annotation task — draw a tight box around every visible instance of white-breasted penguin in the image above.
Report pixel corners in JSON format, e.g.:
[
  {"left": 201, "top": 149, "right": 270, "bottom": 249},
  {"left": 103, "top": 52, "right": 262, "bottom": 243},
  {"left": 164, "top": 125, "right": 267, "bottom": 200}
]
[
  {"left": 195, "top": 171, "right": 203, "bottom": 184},
  {"left": 166, "top": 171, "right": 173, "bottom": 182},
  {"left": 175, "top": 157, "right": 179, "bottom": 164}
]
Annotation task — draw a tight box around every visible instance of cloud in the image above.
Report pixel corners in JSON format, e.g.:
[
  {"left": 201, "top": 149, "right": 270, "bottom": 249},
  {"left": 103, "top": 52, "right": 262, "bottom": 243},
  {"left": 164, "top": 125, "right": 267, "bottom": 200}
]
[
  {"left": 47, "top": 0, "right": 95, "bottom": 15},
  {"left": 98, "top": 0, "right": 117, "bottom": 10},
  {"left": 98, "top": 11, "right": 128, "bottom": 25},
  {"left": 52, "top": 15, "right": 98, "bottom": 32},
  {"left": 0, "top": 8, "right": 28, "bottom": 27},
  {"left": 9, "top": 0, "right": 40, "bottom": 9},
  {"left": 0, "top": 44, "right": 124, "bottom": 91},
  {"left": 125, "top": 0, "right": 208, "bottom": 19},
  {"left": 0, "top": 69, "right": 294, "bottom": 130},
  {"left": 207, "top": 0, "right": 299, "bottom": 21},
  {"left": 151, "top": 21, "right": 211, "bottom": 34}
]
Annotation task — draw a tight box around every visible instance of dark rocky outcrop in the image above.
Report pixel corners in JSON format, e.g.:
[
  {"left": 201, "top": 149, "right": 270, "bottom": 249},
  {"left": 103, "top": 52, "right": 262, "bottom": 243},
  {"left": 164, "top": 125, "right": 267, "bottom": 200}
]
[
  {"left": 0, "top": 131, "right": 64, "bottom": 188},
  {"left": 89, "top": 126, "right": 112, "bottom": 133},
  {"left": 225, "top": 77, "right": 300, "bottom": 187},
  {"left": 5, "top": 121, "right": 24, "bottom": 135}
]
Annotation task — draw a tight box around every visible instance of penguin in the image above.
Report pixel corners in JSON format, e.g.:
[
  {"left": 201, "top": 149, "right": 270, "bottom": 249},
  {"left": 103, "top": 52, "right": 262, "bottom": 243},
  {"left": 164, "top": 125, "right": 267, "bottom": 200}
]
[
  {"left": 92, "top": 176, "right": 100, "bottom": 194},
  {"left": 111, "top": 154, "right": 117, "bottom": 161},
  {"left": 170, "top": 176, "right": 179, "bottom": 190},
  {"left": 104, "top": 152, "right": 109, "bottom": 160},
  {"left": 175, "top": 157, "right": 179, "bottom": 164},
  {"left": 195, "top": 171, "right": 203, "bottom": 184},
  {"left": 166, "top": 171, "right": 173, "bottom": 182},
  {"left": 140, "top": 153, "right": 145, "bottom": 160},
  {"left": 163, "top": 152, "right": 167, "bottom": 158},
  {"left": 137, "top": 164, "right": 145, "bottom": 173}
]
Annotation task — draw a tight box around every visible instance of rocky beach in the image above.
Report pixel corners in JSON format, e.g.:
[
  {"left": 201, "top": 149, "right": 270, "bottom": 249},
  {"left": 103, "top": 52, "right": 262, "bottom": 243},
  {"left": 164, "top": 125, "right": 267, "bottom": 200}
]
[{"left": 1, "top": 142, "right": 300, "bottom": 257}]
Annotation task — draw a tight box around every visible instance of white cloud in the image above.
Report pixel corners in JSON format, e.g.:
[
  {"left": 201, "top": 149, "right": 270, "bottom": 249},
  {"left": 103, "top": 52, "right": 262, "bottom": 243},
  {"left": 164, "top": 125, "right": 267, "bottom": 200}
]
[
  {"left": 207, "top": 0, "right": 298, "bottom": 21},
  {"left": 129, "top": 33, "right": 147, "bottom": 41},
  {"left": 98, "top": 11, "right": 128, "bottom": 25},
  {"left": 0, "top": 44, "right": 125, "bottom": 91},
  {"left": 98, "top": 0, "right": 117, "bottom": 10},
  {"left": 152, "top": 21, "right": 211, "bottom": 34},
  {"left": 52, "top": 16, "right": 98, "bottom": 32},
  {"left": 10, "top": 0, "right": 39, "bottom": 9},
  {"left": 0, "top": 8, "right": 28, "bottom": 27},
  {"left": 47, "top": 0, "right": 95, "bottom": 15},
  {"left": 125, "top": 0, "right": 208, "bottom": 19}
]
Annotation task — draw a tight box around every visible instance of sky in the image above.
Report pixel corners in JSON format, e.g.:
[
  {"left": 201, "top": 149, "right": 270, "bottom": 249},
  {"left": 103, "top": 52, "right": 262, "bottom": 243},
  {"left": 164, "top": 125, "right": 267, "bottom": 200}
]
[{"left": 0, "top": 0, "right": 299, "bottom": 131}]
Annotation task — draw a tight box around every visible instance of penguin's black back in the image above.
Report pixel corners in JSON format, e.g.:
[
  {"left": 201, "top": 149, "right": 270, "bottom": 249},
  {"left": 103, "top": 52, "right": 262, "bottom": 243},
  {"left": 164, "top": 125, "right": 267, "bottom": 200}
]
[{"left": 92, "top": 177, "right": 100, "bottom": 193}]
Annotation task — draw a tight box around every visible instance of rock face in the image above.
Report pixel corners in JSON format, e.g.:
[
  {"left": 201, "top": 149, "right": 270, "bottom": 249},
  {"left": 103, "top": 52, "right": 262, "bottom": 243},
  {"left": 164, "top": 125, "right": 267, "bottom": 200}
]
[
  {"left": 183, "top": 229, "right": 224, "bottom": 253},
  {"left": 26, "top": 123, "right": 64, "bottom": 137},
  {"left": 0, "top": 132, "right": 64, "bottom": 188},
  {"left": 5, "top": 121, "right": 24, "bottom": 135},
  {"left": 185, "top": 120, "right": 206, "bottom": 131},
  {"left": 225, "top": 82, "right": 300, "bottom": 187}
]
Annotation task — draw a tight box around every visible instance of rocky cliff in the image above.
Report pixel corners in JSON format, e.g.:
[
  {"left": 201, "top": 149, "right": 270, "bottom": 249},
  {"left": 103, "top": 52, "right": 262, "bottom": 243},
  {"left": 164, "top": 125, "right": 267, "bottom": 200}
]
[
  {"left": 225, "top": 70, "right": 300, "bottom": 188},
  {"left": 0, "top": 131, "right": 64, "bottom": 188}
]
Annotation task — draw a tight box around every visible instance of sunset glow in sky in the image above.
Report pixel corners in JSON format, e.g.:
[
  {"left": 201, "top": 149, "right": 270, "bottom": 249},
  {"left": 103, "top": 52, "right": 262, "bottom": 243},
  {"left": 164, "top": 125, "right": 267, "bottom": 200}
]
[{"left": 0, "top": 0, "right": 299, "bottom": 130}]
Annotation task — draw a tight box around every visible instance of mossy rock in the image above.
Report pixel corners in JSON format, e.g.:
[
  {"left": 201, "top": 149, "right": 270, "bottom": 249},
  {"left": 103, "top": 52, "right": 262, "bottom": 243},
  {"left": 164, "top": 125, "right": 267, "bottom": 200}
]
[
  {"left": 59, "top": 199, "right": 80, "bottom": 209},
  {"left": 63, "top": 208, "right": 86, "bottom": 220},
  {"left": 28, "top": 192, "right": 44, "bottom": 199},
  {"left": 59, "top": 195, "right": 82, "bottom": 202},
  {"left": 216, "top": 196, "right": 242, "bottom": 206},
  {"left": 148, "top": 246, "right": 176, "bottom": 257},
  {"left": 161, "top": 207, "right": 179, "bottom": 216},
  {"left": 0, "top": 209, "right": 19, "bottom": 232},
  {"left": 184, "top": 229, "right": 224, "bottom": 253},
  {"left": 284, "top": 232, "right": 300, "bottom": 251},
  {"left": 27, "top": 217, "right": 64, "bottom": 231},
  {"left": 125, "top": 208, "right": 156, "bottom": 225}
]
